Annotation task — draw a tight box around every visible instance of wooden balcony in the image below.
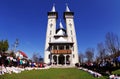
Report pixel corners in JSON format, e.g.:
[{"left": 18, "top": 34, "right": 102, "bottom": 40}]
[{"left": 51, "top": 50, "right": 72, "bottom": 54}]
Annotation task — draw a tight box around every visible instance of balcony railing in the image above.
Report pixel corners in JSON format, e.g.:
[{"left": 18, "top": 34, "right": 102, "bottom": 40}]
[{"left": 51, "top": 50, "right": 72, "bottom": 54}]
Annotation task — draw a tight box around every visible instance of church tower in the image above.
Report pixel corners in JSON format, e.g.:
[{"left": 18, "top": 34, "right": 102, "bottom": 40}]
[
  {"left": 44, "top": 4, "right": 79, "bottom": 66},
  {"left": 44, "top": 5, "right": 58, "bottom": 64},
  {"left": 64, "top": 5, "right": 79, "bottom": 64}
]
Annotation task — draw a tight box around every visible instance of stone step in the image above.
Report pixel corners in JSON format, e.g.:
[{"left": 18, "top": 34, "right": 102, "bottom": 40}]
[{"left": 51, "top": 65, "right": 75, "bottom": 68}]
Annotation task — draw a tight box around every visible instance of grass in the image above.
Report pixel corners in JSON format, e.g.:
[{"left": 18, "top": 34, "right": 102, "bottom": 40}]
[
  {"left": 112, "top": 69, "right": 120, "bottom": 75},
  {"left": 0, "top": 68, "right": 106, "bottom": 79}
]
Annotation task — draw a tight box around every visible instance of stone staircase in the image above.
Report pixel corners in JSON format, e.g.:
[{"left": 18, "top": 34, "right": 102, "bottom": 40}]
[{"left": 51, "top": 65, "right": 75, "bottom": 68}]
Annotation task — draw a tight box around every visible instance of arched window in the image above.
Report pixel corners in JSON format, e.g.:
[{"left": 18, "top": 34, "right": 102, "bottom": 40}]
[
  {"left": 71, "top": 37, "right": 73, "bottom": 42},
  {"left": 71, "top": 30, "right": 73, "bottom": 35},
  {"left": 49, "top": 38, "right": 51, "bottom": 42},
  {"left": 50, "top": 30, "right": 52, "bottom": 35}
]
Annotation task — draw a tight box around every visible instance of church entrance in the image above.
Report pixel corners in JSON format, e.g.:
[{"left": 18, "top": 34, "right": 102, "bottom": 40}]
[{"left": 58, "top": 54, "right": 65, "bottom": 65}]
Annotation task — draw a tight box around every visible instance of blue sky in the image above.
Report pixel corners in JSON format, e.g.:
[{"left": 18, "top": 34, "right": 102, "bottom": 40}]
[{"left": 0, "top": 0, "right": 120, "bottom": 58}]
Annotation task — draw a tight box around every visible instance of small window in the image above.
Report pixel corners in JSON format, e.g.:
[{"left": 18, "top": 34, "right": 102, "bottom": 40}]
[
  {"left": 71, "top": 37, "right": 73, "bottom": 42},
  {"left": 71, "top": 30, "right": 73, "bottom": 35},
  {"left": 49, "top": 38, "right": 51, "bottom": 42},
  {"left": 50, "top": 31, "right": 52, "bottom": 35},
  {"left": 73, "top": 54, "right": 75, "bottom": 58},
  {"left": 73, "top": 46, "right": 74, "bottom": 51}
]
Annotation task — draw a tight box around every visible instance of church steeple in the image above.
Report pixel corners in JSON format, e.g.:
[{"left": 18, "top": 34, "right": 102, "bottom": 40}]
[
  {"left": 64, "top": 4, "right": 74, "bottom": 19},
  {"left": 51, "top": 4, "right": 56, "bottom": 12},
  {"left": 66, "top": 4, "right": 70, "bottom": 12},
  {"left": 48, "top": 4, "right": 58, "bottom": 19},
  {"left": 59, "top": 20, "right": 64, "bottom": 29}
]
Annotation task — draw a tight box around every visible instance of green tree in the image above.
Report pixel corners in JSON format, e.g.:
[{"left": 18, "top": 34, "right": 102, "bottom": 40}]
[
  {"left": 0, "top": 40, "right": 3, "bottom": 52},
  {"left": 0, "top": 40, "right": 9, "bottom": 52},
  {"left": 0, "top": 40, "right": 2, "bottom": 52},
  {"left": 2, "top": 40, "right": 9, "bottom": 52}
]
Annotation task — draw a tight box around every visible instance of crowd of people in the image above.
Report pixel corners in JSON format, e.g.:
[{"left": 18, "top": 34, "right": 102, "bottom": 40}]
[
  {"left": 77, "top": 56, "right": 120, "bottom": 78},
  {"left": 0, "top": 52, "right": 46, "bottom": 75},
  {"left": 78, "top": 67, "right": 102, "bottom": 78},
  {"left": 78, "top": 67, "right": 120, "bottom": 79},
  {"left": 0, "top": 64, "right": 50, "bottom": 75}
]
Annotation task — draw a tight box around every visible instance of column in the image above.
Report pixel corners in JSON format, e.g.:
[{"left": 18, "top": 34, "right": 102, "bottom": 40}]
[
  {"left": 52, "top": 45, "right": 53, "bottom": 50},
  {"left": 64, "top": 45, "right": 66, "bottom": 50},
  {"left": 70, "top": 54, "right": 72, "bottom": 65},
  {"left": 57, "top": 45, "right": 59, "bottom": 50},
  {"left": 69, "top": 45, "right": 71, "bottom": 50},
  {"left": 64, "top": 55, "right": 66, "bottom": 66},
  {"left": 57, "top": 55, "right": 59, "bottom": 65}
]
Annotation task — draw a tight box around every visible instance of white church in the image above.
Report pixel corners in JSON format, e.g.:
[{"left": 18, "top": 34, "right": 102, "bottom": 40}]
[{"left": 44, "top": 5, "right": 79, "bottom": 66}]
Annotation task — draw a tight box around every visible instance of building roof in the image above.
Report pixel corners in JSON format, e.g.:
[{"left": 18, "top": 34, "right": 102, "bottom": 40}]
[
  {"left": 18, "top": 50, "right": 28, "bottom": 58},
  {"left": 50, "top": 37, "right": 73, "bottom": 44},
  {"left": 55, "top": 21, "right": 66, "bottom": 36},
  {"left": 59, "top": 21, "right": 64, "bottom": 29},
  {"left": 51, "top": 4, "right": 56, "bottom": 12},
  {"left": 56, "top": 29, "right": 65, "bottom": 36},
  {"left": 66, "top": 4, "right": 70, "bottom": 12},
  {"left": 55, "top": 37, "right": 67, "bottom": 42}
]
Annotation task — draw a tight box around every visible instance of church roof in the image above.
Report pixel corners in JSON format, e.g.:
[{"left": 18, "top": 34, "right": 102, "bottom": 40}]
[
  {"left": 59, "top": 21, "right": 64, "bottom": 29},
  {"left": 66, "top": 4, "right": 70, "bottom": 12},
  {"left": 18, "top": 50, "right": 28, "bottom": 58},
  {"left": 55, "top": 21, "right": 66, "bottom": 36},
  {"left": 56, "top": 29, "right": 65, "bottom": 36},
  {"left": 51, "top": 4, "right": 56, "bottom": 12},
  {"left": 55, "top": 37, "right": 67, "bottom": 42},
  {"left": 50, "top": 37, "right": 73, "bottom": 44}
]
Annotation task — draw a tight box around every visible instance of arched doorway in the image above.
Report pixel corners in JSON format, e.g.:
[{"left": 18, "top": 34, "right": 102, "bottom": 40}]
[
  {"left": 66, "top": 55, "right": 70, "bottom": 65},
  {"left": 58, "top": 54, "right": 65, "bottom": 65},
  {"left": 53, "top": 55, "right": 57, "bottom": 65}
]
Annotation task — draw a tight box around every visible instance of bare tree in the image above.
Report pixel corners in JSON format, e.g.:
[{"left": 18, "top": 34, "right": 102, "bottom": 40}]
[
  {"left": 105, "top": 32, "right": 120, "bottom": 56},
  {"left": 85, "top": 48, "right": 94, "bottom": 62},
  {"left": 79, "top": 52, "right": 85, "bottom": 63},
  {"left": 97, "top": 42, "right": 107, "bottom": 59},
  {"left": 32, "top": 53, "right": 39, "bottom": 63}
]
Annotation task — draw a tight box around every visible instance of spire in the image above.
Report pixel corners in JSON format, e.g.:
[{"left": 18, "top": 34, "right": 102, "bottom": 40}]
[
  {"left": 66, "top": 3, "right": 70, "bottom": 12},
  {"left": 59, "top": 19, "right": 64, "bottom": 29},
  {"left": 51, "top": 4, "right": 56, "bottom": 12}
]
